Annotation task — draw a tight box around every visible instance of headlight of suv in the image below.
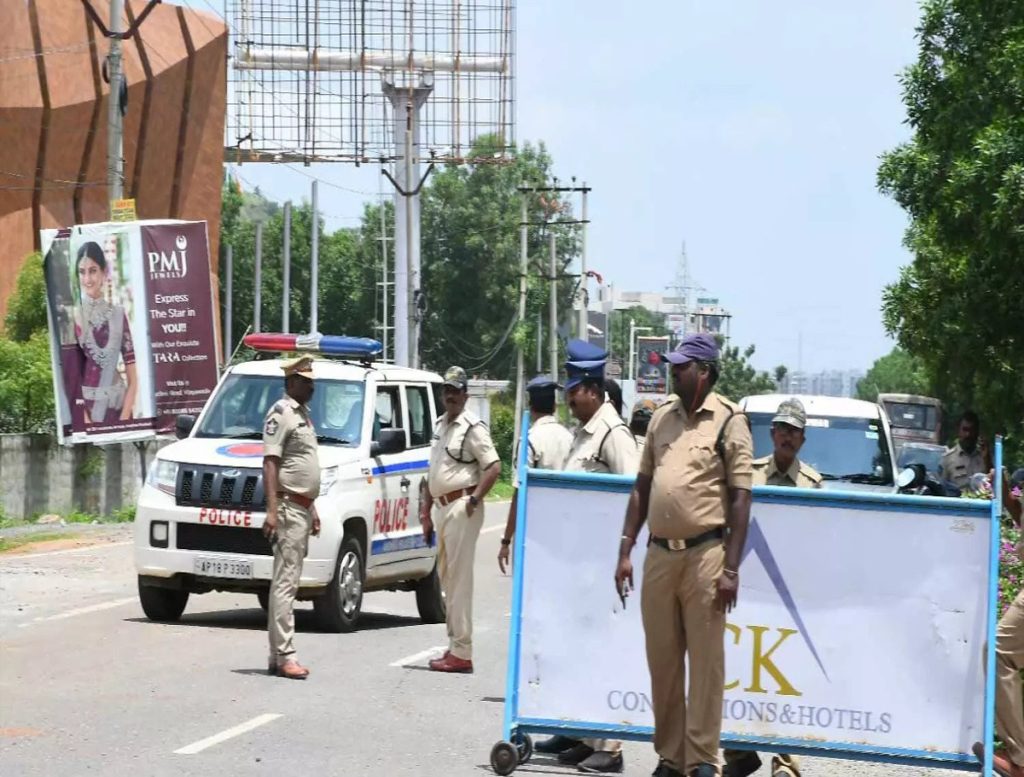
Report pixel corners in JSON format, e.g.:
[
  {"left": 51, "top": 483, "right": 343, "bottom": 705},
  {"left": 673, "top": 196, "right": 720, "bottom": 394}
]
[
  {"left": 147, "top": 459, "right": 179, "bottom": 496},
  {"left": 320, "top": 466, "right": 339, "bottom": 497}
]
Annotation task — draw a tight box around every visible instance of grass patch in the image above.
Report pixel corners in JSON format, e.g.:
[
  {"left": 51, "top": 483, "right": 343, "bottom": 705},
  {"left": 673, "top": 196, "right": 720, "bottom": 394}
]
[
  {"left": 0, "top": 532, "right": 75, "bottom": 553},
  {"left": 487, "top": 479, "right": 515, "bottom": 501}
]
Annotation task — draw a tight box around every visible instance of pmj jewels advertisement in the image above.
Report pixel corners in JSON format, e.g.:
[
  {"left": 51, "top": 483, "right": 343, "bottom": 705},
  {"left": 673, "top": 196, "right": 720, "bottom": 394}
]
[{"left": 41, "top": 220, "right": 220, "bottom": 444}]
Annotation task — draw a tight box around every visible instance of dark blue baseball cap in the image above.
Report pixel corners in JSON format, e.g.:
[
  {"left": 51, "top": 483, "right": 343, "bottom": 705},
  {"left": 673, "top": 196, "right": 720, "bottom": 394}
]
[{"left": 662, "top": 333, "right": 719, "bottom": 365}]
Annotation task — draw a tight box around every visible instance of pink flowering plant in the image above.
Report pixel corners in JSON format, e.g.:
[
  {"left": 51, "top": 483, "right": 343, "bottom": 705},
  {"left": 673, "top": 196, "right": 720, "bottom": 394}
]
[
  {"left": 1000, "top": 522, "right": 1024, "bottom": 614},
  {"left": 966, "top": 474, "right": 1024, "bottom": 614}
]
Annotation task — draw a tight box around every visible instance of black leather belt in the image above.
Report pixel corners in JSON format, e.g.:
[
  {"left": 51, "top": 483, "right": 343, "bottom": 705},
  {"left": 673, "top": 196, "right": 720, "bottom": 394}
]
[{"left": 650, "top": 526, "right": 724, "bottom": 551}]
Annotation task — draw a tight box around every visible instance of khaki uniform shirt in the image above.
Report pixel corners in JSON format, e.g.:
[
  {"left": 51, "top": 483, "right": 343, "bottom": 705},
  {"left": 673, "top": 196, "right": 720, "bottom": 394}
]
[
  {"left": 752, "top": 455, "right": 823, "bottom": 489},
  {"left": 641, "top": 392, "right": 753, "bottom": 540},
  {"left": 263, "top": 395, "right": 321, "bottom": 498},
  {"left": 940, "top": 442, "right": 987, "bottom": 489},
  {"left": 512, "top": 414, "right": 573, "bottom": 488},
  {"left": 428, "top": 410, "right": 501, "bottom": 498},
  {"left": 563, "top": 401, "right": 640, "bottom": 476}
]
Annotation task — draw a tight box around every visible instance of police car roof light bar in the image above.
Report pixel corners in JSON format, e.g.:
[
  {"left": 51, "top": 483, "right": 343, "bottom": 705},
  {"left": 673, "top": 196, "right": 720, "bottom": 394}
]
[{"left": 243, "top": 333, "right": 383, "bottom": 361}]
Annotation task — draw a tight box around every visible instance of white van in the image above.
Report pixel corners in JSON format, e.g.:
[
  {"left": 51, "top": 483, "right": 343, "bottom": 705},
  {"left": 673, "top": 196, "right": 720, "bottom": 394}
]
[
  {"left": 738, "top": 394, "right": 897, "bottom": 492},
  {"left": 134, "top": 348, "right": 445, "bottom": 632}
]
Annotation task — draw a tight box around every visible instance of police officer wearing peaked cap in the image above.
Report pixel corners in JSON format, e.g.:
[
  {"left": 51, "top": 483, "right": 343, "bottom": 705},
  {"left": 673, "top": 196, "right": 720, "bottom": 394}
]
[
  {"left": 420, "top": 366, "right": 502, "bottom": 673},
  {"left": 723, "top": 398, "right": 818, "bottom": 777},
  {"left": 498, "top": 375, "right": 572, "bottom": 574},
  {"left": 541, "top": 339, "right": 639, "bottom": 774},
  {"left": 262, "top": 355, "right": 322, "bottom": 680}
]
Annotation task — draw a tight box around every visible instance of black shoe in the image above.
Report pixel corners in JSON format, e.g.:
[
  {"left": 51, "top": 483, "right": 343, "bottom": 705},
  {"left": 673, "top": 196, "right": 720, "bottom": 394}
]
[
  {"left": 690, "top": 764, "right": 719, "bottom": 777},
  {"left": 558, "top": 743, "right": 596, "bottom": 765},
  {"left": 535, "top": 735, "right": 580, "bottom": 754},
  {"left": 578, "top": 751, "right": 624, "bottom": 774},
  {"left": 723, "top": 752, "right": 762, "bottom": 777},
  {"left": 653, "top": 760, "right": 684, "bottom": 777}
]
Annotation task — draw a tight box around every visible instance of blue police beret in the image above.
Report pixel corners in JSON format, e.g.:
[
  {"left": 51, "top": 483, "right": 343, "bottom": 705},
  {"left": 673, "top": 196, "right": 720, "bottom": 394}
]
[
  {"left": 526, "top": 375, "right": 561, "bottom": 393},
  {"left": 565, "top": 339, "right": 607, "bottom": 390},
  {"left": 662, "top": 333, "right": 719, "bottom": 365}
]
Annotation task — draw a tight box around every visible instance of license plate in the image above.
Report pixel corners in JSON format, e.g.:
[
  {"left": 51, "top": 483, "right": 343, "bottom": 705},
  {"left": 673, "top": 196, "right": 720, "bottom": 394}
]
[{"left": 193, "top": 556, "right": 253, "bottom": 579}]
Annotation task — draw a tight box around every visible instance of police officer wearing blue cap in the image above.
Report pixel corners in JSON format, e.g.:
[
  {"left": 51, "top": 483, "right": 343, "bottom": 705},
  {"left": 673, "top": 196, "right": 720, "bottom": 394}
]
[
  {"left": 615, "top": 332, "right": 753, "bottom": 777},
  {"left": 543, "top": 339, "right": 638, "bottom": 774},
  {"left": 497, "top": 376, "right": 573, "bottom": 574}
]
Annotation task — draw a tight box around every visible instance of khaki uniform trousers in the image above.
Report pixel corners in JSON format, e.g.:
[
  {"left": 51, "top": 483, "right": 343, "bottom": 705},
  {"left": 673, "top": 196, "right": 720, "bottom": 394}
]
[
  {"left": 641, "top": 540, "right": 726, "bottom": 774},
  {"left": 724, "top": 751, "right": 800, "bottom": 777},
  {"left": 437, "top": 497, "right": 484, "bottom": 660},
  {"left": 993, "top": 590, "right": 1024, "bottom": 764},
  {"left": 268, "top": 499, "right": 311, "bottom": 664}
]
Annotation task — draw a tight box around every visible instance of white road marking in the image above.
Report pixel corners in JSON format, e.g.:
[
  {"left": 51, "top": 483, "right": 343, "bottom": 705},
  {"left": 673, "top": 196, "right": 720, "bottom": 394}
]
[
  {"left": 480, "top": 523, "right": 506, "bottom": 535},
  {"left": 174, "top": 713, "right": 283, "bottom": 755},
  {"left": 389, "top": 645, "right": 446, "bottom": 667},
  {"left": 0, "top": 540, "right": 131, "bottom": 561},
  {"left": 36, "top": 597, "right": 137, "bottom": 622}
]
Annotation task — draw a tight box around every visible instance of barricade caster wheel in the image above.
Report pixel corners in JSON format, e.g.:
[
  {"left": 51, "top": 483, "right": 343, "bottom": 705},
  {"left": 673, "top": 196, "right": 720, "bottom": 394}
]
[
  {"left": 490, "top": 741, "right": 518, "bottom": 775},
  {"left": 511, "top": 732, "right": 533, "bottom": 764}
]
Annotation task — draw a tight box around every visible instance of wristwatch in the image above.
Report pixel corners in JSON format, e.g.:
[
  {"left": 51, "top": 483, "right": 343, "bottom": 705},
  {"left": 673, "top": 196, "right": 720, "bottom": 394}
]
[
  {"left": 469, "top": 494, "right": 479, "bottom": 507},
  {"left": 500, "top": 538, "right": 511, "bottom": 546}
]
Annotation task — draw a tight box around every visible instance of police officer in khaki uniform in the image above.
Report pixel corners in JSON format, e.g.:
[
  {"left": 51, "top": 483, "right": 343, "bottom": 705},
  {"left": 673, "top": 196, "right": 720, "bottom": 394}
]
[
  {"left": 498, "top": 376, "right": 572, "bottom": 574},
  {"left": 723, "top": 398, "right": 819, "bottom": 777},
  {"left": 616, "top": 333, "right": 753, "bottom": 777},
  {"left": 543, "top": 340, "right": 638, "bottom": 775},
  {"left": 262, "top": 355, "right": 321, "bottom": 680},
  {"left": 940, "top": 411, "right": 988, "bottom": 490},
  {"left": 971, "top": 477, "right": 1024, "bottom": 777},
  {"left": 419, "top": 366, "right": 501, "bottom": 673}
]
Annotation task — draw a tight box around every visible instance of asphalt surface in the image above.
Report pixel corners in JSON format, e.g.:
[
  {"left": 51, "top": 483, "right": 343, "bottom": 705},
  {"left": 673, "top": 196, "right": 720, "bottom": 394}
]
[{"left": 0, "top": 507, "right": 966, "bottom": 777}]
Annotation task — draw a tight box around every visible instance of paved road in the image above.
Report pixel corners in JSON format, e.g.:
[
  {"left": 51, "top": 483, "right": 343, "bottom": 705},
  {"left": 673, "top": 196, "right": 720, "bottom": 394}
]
[{"left": 0, "top": 508, "right": 962, "bottom": 777}]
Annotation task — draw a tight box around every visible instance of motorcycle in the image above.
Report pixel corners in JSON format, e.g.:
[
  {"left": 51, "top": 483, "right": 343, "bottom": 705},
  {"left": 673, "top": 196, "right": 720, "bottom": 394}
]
[{"left": 895, "top": 463, "right": 961, "bottom": 497}]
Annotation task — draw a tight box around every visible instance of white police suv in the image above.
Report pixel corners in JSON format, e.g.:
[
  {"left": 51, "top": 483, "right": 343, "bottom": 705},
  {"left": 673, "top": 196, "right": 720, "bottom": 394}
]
[{"left": 135, "top": 334, "right": 444, "bottom": 632}]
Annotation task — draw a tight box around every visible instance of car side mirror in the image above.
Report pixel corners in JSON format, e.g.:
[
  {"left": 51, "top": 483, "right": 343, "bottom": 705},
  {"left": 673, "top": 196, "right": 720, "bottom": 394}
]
[
  {"left": 175, "top": 414, "right": 196, "bottom": 440},
  {"left": 371, "top": 428, "right": 406, "bottom": 457}
]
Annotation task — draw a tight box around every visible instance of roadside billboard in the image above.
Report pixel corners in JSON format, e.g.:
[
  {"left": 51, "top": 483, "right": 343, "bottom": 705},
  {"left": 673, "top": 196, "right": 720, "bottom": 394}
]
[{"left": 41, "top": 220, "right": 220, "bottom": 444}]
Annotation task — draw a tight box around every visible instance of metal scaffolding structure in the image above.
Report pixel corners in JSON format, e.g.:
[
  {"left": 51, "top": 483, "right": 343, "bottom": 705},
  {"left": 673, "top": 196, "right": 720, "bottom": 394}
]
[{"left": 226, "top": 0, "right": 515, "bottom": 165}]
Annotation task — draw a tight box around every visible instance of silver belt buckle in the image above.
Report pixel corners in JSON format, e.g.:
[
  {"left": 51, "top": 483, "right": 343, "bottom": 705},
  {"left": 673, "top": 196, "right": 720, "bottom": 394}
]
[{"left": 667, "top": 538, "right": 687, "bottom": 551}]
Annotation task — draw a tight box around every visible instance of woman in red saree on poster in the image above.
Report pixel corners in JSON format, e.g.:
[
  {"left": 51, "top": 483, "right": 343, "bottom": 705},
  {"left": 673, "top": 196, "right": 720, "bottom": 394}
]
[{"left": 74, "top": 241, "right": 138, "bottom": 425}]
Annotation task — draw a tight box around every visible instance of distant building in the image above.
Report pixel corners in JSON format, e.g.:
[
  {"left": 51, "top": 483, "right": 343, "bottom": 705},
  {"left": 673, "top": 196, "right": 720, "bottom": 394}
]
[
  {"left": 779, "top": 370, "right": 865, "bottom": 399},
  {"left": 595, "top": 287, "right": 731, "bottom": 343}
]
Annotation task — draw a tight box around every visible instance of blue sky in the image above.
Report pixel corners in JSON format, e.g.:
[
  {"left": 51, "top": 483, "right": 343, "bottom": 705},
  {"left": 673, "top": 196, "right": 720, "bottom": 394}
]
[{"left": 186, "top": 0, "right": 923, "bottom": 373}]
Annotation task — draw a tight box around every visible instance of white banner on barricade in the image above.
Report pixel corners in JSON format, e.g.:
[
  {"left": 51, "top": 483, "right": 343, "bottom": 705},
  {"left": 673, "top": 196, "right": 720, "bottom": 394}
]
[{"left": 511, "top": 473, "right": 994, "bottom": 765}]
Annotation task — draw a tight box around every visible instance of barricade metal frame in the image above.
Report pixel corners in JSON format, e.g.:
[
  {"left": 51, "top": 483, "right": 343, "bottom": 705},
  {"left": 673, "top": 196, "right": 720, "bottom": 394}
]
[{"left": 489, "top": 416, "right": 1003, "bottom": 776}]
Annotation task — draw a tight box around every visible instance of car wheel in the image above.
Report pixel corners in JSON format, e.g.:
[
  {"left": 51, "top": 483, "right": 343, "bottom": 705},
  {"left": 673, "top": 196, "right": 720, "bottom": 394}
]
[
  {"left": 137, "top": 577, "right": 189, "bottom": 622},
  {"left": 313, "top": 536, "right": 364, "bottom": 633},
  {"left": 415, "top": 560, "right": 446, "bottom": 624}
]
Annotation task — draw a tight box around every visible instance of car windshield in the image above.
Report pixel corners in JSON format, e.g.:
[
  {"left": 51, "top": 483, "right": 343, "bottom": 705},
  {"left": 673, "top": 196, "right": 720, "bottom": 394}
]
[
  {"left": 748, "top": 412, "right": 894, "bottom": 485},
  {"left": 897, "top": 445, "right": 944, "bottom": 476},
  {"left": 196, "top": 374, "right": 366, "bottom": 446},
  {"left": 883, "top": 401, "right": 939, "bottom": 432}
]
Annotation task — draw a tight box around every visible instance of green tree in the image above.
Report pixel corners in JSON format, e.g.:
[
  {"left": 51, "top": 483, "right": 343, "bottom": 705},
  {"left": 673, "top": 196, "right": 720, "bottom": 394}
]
[
  {"left": 0, "top": 254, "right": 55, "bottom": 432},
  {"left": 715, "top": 342, "right": 778, "bottom": 403},
  {"left": 4, "top": 254, "right": 48, "bottom": 341},
  {"left": 877, "top": 0, "right": 1024, "bottom": 459},
  {"left": 420, "top": 136, "right": 578, "bottom": 377},
  {"left": 0, "top": 332, "right": 54, "bottom": 433},
  {"left": 855, "top": 348, "right": 930, "bottom": 402}
]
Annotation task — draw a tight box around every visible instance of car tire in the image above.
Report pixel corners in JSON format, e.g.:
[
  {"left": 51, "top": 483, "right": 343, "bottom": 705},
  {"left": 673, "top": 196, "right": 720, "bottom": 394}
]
[
  {"left": 314, "top": 536, "right": 364, "bottom": 633},
  {"left": 415, "top": 560, "right": 446, "bottom": 624},
  {"left": 138, "top": 577, "right": 189, "bottom": 622}
]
